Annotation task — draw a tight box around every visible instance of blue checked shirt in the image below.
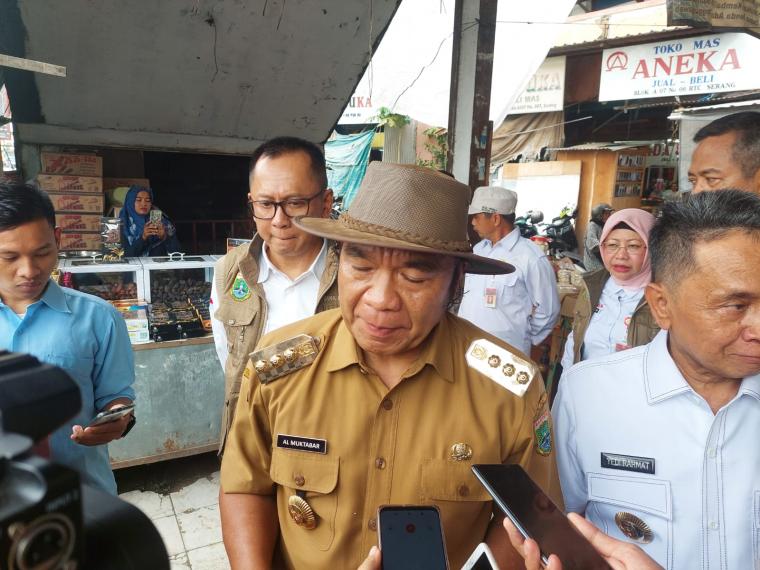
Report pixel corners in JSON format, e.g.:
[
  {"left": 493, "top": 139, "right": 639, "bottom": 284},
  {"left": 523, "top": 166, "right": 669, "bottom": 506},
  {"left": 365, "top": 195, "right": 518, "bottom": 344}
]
[{"left": 0, "top": 280, "right": 135, "bottom": 494}]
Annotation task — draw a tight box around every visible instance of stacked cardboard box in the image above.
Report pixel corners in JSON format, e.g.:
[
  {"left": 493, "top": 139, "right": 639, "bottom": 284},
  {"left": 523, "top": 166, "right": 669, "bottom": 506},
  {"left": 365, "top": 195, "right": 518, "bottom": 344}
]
[{"left": 38, "top": 152, "right": 104, "bottom": 251}]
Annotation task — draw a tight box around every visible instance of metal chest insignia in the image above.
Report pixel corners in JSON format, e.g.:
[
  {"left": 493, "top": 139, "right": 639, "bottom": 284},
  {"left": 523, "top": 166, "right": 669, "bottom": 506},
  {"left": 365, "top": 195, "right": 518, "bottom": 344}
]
[
  {"left": 250, "top": 334, "right": 319, "bottom": 384},
  {"left": 288, "top": 495, "right": 317, "bottom": 529},
  {"left": 450, "top": 442, "right": 473, "bottom": 461},
  {"left": 231, "top": 272, "right": 251, "bottom": 302},
  {"left": 533, "top": 393, "right": 552, "bottom": 456},
  {"left": 466, "top": 338, "right": 536, "bottom": 397},
  {"left": 615, "top": 512, "right": 653, "bottom": 543}
]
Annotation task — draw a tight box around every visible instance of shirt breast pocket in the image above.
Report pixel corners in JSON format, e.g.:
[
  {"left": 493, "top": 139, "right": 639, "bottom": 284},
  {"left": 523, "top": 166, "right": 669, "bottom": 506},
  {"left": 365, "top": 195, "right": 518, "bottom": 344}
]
[
  {"left": 421, "top": 459, "right": 492, "bottom": 537},
  {"left": 586, "top": 473, "right": 672, "bottom": 568},
  {"left": 270, "top": 448, "right": 339, "bottom": 552},
  {"left": 42, "top": 352, "right": 94, "bottom": 389}
]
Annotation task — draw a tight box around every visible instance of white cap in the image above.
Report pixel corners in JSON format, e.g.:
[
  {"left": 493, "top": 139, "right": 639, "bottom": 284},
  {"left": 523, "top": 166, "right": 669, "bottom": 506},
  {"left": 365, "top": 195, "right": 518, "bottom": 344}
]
[{"left": 468, "top": 186, "right": 518, "bottom": 215}]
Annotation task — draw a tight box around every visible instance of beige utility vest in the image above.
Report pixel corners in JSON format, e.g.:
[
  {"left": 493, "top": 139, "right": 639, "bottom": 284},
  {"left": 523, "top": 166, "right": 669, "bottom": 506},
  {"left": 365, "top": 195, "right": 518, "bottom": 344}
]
[{"left": 213, "top": 235, "right": 339, "bottom": 452}]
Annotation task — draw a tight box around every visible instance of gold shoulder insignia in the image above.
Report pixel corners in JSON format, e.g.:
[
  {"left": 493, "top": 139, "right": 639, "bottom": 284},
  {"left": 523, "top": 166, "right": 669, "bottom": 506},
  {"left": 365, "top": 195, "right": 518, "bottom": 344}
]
[
  {"left": 465, "top": 338, "right": 537, "bottom": 398},
  {"left": 249, "top": 334, "right": 319, "bottom": 384}
]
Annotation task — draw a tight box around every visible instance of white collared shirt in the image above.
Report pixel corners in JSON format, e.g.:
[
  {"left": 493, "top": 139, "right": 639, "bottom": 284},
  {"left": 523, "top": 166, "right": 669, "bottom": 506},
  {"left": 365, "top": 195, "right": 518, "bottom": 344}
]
[
  {"left": 258, "top": 239, "right": 327, "bottom": 335},
  {"left": 458, "top": 228, "right": 560, "bottom": 354},
  {"left": 560, "top": 278, "right": 645, "bottom": 370},
  {"left": 209, "top": 240, "right": 327, "bottom": 369},
  {"left": 553, "top": 330, "right": 760, "bottom": 569}
]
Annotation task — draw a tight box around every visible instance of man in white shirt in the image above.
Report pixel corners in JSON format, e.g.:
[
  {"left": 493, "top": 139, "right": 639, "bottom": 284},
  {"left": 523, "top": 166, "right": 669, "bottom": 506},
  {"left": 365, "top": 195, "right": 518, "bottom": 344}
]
[
  {"left": 553, "top": 189, "right": 760, "bottom": 569},
  {"left": 458, "top": 186, "right": 559, "bottom": 355},
  {"left": 209, "top": 137, "right": 339, "bottom": 452}
]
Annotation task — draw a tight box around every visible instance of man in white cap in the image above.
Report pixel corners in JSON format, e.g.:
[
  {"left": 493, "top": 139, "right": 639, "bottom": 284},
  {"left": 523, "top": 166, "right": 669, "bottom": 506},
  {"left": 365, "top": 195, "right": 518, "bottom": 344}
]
[{"left": 458, "top": 186, "right": 560, "bottom": 356}]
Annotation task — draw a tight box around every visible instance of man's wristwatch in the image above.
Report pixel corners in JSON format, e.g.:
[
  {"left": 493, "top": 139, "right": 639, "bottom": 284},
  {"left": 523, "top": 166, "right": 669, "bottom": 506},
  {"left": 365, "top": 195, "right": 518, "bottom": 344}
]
[{"left": 122, "top": 413, "right": 137, "bottom": 437}]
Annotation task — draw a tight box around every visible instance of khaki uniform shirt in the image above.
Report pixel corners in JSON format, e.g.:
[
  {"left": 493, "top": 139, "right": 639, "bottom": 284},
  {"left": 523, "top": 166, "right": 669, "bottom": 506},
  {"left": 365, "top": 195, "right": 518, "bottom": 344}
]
[
  {"left": 222, "top": 309, "right": 561, "bottom": 569},
  {"left": 212, "top": 235, "right": 339, "bottom": 452}
]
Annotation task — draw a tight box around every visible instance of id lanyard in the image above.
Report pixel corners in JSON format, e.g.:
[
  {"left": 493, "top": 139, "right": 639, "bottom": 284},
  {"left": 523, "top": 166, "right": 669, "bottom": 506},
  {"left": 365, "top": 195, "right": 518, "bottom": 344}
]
[{"left": 484, "top": 276, "right": 497, "bottom": 309}]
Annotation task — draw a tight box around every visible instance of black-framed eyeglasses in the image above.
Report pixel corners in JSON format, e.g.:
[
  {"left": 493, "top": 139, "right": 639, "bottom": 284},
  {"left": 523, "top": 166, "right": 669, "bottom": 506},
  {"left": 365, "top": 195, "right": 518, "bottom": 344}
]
[{"left": 250, "top": 188, "right": 325, "bottom": 220}]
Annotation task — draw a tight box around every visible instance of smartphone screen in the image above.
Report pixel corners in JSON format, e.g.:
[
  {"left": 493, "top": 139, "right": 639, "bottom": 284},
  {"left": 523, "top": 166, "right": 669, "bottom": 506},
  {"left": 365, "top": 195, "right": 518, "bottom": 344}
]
[
  {"left": 472, "top": 464, "right": 612, "bottom": 570},
  {"left": 378, "top": 506, "right": 448, "bottom": 570},
  {"left": 149, "top": 209, "right": 162, "bottom": 224}
]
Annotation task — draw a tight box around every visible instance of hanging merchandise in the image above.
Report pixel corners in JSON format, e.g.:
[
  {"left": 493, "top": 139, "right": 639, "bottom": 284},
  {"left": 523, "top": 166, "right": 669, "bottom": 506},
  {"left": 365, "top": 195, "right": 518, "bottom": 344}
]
[{"left": 325, "top": 130, "right": 375, "bottom": 210}]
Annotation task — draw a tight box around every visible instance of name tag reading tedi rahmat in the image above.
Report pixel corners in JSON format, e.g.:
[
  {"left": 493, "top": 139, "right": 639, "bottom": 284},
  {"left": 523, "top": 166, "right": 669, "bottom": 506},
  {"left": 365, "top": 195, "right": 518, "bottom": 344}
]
[{"left": 466, "top": 338, "right": 535, "bottom": 398}]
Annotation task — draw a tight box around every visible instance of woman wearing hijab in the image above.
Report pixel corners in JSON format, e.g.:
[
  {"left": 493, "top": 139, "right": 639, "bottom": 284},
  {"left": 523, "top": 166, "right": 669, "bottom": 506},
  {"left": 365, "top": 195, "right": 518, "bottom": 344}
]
[
  {"left": 560, "top": 208, "right": 660, "bottom": 371},
  {"left": 119, "top": 186, "right": 182, "bottom": 257}
]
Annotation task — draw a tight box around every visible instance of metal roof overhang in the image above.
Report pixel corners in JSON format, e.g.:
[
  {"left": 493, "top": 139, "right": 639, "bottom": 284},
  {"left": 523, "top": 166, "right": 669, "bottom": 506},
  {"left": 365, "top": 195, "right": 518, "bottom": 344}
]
[
  {"left": 0, "top": 1, "right": 401, "bottom": 154},
  {"left": 547, "top": 27, "right": 713, "bottom": 57}
]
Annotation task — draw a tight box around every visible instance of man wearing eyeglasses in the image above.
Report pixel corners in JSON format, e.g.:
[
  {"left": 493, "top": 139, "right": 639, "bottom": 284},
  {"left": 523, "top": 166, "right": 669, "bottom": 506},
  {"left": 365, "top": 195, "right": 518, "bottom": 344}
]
[{"left": 210, "top": 137, "right": 339, "bottom": 453}]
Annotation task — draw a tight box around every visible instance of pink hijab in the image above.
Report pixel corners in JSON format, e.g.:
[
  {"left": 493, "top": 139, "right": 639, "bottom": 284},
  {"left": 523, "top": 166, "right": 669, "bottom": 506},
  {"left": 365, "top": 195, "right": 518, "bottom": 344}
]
[{"left": 599, "top": 208, "right": 656, "bottom": 291}]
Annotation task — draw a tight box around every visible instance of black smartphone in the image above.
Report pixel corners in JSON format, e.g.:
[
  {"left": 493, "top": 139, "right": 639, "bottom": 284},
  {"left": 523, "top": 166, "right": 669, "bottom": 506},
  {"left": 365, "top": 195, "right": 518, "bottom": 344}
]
[
  {"left": 472, "top": 464, "right": 612, "bottom": 570},
  {"left": 377, "top": 505, "right": 449, "bottom": 570}
]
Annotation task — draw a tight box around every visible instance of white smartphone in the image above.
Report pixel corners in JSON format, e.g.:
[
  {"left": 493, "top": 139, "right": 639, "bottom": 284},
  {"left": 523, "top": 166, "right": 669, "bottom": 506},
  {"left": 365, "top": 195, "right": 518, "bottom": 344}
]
[
  {"left": 461, "top": 542, "right": 499, "bottom": 570},
  {"left": 88, "top": 404, "right": 134, "bottom": 428}
]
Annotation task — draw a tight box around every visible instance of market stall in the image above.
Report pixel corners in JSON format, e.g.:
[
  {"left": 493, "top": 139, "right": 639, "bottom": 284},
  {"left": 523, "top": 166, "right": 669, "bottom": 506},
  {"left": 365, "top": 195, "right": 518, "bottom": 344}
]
[{"left": 58, "top": 254, "right": 223, "bottom": 467}]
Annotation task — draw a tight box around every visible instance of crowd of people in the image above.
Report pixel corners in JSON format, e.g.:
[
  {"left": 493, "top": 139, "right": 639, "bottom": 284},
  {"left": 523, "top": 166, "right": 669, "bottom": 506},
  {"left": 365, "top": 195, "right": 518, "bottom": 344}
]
[{"left": 1, "top": 110, "right": 758, "bottom": 569}]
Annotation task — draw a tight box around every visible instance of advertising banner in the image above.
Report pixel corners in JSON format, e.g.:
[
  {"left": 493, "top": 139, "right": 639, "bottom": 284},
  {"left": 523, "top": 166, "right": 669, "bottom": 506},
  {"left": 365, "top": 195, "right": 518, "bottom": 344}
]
[
  {"left": 599, "top": 32, "right": 760, "bottom": 101},
  {"left": 510, "top": 57, "right": 566, "bottom": 114}
]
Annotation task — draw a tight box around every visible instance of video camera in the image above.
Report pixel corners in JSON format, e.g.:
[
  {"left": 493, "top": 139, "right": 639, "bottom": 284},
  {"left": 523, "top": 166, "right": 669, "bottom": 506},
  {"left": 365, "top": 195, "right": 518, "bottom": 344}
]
[{"left": 0, "top": 351, "right": 169, "bottom": 570}]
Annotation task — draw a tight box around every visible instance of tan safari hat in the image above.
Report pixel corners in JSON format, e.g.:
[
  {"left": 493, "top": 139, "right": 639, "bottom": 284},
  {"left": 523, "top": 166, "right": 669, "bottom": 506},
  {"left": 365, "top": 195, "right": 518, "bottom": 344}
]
[{"left": 294, "top": 162, "right": 514, "bottom": 275}]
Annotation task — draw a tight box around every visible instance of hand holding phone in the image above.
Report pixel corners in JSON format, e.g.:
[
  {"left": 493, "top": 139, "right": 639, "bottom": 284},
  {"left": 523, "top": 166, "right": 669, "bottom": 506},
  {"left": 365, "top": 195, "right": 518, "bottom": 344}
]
[
  {"left": 87, "top": 404, "right": 135, "bottom": 428},
  {"left": 377, "top": 505, "right": 449, "bottom": 570},
  {"left": 472, "top": 464, "right": 612, "bottom": 570}
]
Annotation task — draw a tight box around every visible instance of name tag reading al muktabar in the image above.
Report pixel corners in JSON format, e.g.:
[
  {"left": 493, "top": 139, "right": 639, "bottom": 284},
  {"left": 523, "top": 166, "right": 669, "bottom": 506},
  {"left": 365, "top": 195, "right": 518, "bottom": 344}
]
[{"left": 277, "top": 434, "right": 327, "bottom": 454}]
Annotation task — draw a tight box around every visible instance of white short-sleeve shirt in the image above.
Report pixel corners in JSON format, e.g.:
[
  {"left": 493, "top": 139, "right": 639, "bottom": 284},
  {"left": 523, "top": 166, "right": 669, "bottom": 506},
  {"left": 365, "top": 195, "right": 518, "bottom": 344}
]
[{"left": 553, "top": 330, "right": 760, "bottom": 569}]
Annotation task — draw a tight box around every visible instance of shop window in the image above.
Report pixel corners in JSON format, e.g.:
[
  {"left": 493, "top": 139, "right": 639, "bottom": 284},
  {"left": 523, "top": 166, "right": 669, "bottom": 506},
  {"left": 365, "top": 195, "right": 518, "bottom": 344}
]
[{"left": 0, "top": 84, "right": 17, "bottom": 172}]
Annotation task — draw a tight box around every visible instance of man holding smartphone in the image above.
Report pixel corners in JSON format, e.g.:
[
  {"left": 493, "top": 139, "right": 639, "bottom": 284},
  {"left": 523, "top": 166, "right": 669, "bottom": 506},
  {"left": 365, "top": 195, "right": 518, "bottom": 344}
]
[
  {"left": 0, "top": 183, "right": 135, "bottom": 495},
  {"left": 220, "top": 163, "right": 561, "bottom": 569}
]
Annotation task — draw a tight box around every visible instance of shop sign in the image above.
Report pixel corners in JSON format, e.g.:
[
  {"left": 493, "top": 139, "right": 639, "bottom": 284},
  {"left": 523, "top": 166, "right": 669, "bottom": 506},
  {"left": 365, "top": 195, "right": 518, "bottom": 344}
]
[
  {"left": 646, "top": 141, "right": 680, "bottom": 166},
  {"left": 510, "top": 57, "right": 566, "bottom": 114},
  {"left": 338, "top": 94, "right": 377, "bottom": 124},
  {"left": 599, "top": 32, "right": 760, "bottom": 101},
  {"left": 667, "top": 0, "right": 760, "bottom": 30}
]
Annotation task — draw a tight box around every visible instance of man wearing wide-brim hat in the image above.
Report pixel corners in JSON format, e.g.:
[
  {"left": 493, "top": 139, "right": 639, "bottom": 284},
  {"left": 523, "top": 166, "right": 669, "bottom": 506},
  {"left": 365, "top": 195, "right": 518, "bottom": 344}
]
[{"left": 220, "top": 162, "right": 562, "bottom": 570}]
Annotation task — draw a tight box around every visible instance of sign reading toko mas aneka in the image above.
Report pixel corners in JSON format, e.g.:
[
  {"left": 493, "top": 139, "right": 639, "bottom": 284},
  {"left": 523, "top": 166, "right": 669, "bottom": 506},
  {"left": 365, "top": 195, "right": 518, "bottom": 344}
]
[{"left": 599, "top": 32, "right": 760, "bottom": 101}]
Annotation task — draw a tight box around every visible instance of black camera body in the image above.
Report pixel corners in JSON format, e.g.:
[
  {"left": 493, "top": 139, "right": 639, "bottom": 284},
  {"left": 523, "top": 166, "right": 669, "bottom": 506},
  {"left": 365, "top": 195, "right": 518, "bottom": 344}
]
[
  {"left": 1, "top": 453, "right": 84, "bottom": 569},
  {"left": 0, "top": 351, "right": 169, "bottom": 570}
]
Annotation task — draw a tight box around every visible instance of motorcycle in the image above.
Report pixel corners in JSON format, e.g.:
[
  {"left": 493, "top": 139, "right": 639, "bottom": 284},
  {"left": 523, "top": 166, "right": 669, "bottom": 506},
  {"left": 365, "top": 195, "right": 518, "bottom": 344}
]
[
  {"left": 515, "top": 210, "right": 544, "bottom": 239},
  {"left": 532, "top": 206, "right": 585, "bottom": 269}
]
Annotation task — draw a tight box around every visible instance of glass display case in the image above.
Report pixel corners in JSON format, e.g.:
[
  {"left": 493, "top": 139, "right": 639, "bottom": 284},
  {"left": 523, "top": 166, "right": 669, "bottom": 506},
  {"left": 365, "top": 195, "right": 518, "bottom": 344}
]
[
  {"left": 138, "top": 254, "right": 215, "bottom": 303},
  {"left": 58, "top": 257, "right": 145, "bottom": 301}
]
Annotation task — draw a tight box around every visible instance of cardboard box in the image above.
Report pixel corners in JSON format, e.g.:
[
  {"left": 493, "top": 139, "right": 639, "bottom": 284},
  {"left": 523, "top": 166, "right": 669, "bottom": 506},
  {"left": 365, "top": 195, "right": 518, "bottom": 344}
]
[
  {"left": 103, "top": 177, "right": 150, "bottom": 190},
  {"left": 56, "top": 213, "right": 103, "bottom": 232},
  {"left": 47, "top": 192, "right": 104, "bottom": 213},
  {"left": 59, "top": 232, "right": 102, "bottom": 251},
  {"left": 37, "top": 174, "right": 103, "bottom": 193},
  {"left": 41, "top": 152, "right": 103, "bottom": 177}
]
